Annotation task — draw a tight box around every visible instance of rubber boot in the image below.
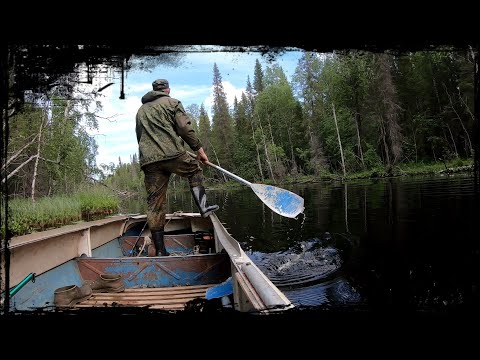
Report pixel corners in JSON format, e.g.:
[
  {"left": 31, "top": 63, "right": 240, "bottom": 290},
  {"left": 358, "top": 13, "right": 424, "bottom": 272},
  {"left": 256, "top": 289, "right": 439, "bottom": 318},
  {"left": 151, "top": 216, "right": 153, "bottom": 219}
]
[
  {"left": 190, "top": 185, "right": 219, "bottom": 217},
  {"left": 151, "top": 230, "right": 170, "bottom": 256}
]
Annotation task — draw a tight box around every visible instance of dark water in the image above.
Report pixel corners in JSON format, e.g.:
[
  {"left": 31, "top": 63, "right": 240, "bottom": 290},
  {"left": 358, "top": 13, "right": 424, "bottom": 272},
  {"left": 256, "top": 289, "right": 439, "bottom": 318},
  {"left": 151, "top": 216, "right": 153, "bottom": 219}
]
[{"left": 121, "top": 174, "right": 480, "bottom": 312}]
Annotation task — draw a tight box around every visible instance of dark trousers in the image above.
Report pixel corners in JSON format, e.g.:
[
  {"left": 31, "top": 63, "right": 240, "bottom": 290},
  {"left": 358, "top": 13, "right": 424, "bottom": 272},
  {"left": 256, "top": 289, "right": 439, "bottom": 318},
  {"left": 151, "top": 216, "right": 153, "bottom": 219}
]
[{"left": 142, "top": 153, "right": 203, "bottom": 231}]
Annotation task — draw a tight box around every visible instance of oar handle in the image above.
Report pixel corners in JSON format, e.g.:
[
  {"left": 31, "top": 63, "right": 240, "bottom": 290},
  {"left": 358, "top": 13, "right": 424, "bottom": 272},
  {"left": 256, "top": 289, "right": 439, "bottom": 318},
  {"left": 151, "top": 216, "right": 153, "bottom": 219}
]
[{"left": 187, "top": 152, "right": 252, "bottom": 187}]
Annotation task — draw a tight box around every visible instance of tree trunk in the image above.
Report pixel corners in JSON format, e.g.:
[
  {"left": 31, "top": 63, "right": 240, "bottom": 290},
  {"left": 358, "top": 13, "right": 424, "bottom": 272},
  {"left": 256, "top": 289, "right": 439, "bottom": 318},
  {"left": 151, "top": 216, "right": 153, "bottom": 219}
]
[
  {"left": 307, "top": 100, "right": 326, "bottom": 175},
  {"left": 445, "top": 123, "right": 459, "bottom": 157},
  {"left": 308, "top": 126, "right": 321, "bottom": 174},
  {"left": 1, "top": 155, "right": 37, "bottom": 184},
  {"left": 413, "top": 129, "right": 418, "bottom": 163},
  {"left": 209, "top": 141, "right": 227, "bottom": 182},
  {"left": 354, "top": 112, "right": 364, "bottom": 168},
  {"left": 266, "top": 114, "right": 278, "bottom": 163},
  {"left": 31, "top": 118, "right": 45, "bottom": 202},
  {"left": 2, "top": 134, "right": 38, "bottom": 171},
  {"left": 443, "top": 83, "right": 473, "bottom": 156},
  {"left": 287, "top": 126, "right": 297, "bottom": 174},
  {"left": 353, "top": 91, "right": 364, "bottom": 168},
  {"left": 375, "top": 54, "right": 403, "bottom": 167},
  {"left": 332, "top": 102, "right": 346, "bottom": 177},
  {"left": 257, "top": 116, "right": 275, "bottom": 182},
  {"left": 250, "top": 119, "right": 264, "bottom": 182},
  {"left": 380, "top": 116, "right": 391, "bottom": 169},
  {"left": 457, "top": 85, "right": 475, "bottom": 122}
]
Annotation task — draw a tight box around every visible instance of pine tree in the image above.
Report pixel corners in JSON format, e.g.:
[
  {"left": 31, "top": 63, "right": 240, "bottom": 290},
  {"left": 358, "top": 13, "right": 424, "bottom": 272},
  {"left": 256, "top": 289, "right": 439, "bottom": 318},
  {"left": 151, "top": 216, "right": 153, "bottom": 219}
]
[
  {"left": 210, "top": 63, "right": 235, "bottom": 172},
  {"left": 370, "top": 53, "right": 403, "bottom": 172},
  {"left": 198, "top": 104, "right": 212, "bottom": 154},
  {"left": 232, "top": 94, "right": 257, "bottom": 180},
  {"left": 292, "top": 51, "right": 328, "bottom": 175},
  {"left": 253, "top": 59, "right": 264, "bottom": 95}
]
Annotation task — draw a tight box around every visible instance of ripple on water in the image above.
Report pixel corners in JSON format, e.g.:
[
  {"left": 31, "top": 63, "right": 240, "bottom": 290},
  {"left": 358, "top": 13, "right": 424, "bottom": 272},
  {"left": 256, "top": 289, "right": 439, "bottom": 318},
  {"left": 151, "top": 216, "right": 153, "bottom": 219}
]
[
  {"left": 283, "top": 277, "right": 363, "bottom": 307},
  {"left": 250, "top": 238, "right": 343, "bottom": 288}
]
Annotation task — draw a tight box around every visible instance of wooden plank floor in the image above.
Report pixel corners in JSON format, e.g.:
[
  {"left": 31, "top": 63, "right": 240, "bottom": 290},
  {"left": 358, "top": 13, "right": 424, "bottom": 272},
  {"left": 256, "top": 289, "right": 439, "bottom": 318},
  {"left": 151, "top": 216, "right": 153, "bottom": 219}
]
[{"left": 75, "top": 284, "right": 214, "bottom": 311}]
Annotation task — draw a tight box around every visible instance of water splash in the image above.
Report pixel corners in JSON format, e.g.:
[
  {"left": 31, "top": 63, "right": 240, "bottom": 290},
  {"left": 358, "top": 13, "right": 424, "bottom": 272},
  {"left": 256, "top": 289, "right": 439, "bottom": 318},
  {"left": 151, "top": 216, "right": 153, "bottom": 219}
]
[{"left": 251, "top": 235, "right": 342, "bottom": 288}]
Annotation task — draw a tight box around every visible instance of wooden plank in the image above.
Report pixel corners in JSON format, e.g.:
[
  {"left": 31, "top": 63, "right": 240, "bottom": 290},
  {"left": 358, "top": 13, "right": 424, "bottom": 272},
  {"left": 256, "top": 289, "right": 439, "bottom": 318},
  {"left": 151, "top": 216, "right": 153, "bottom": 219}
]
[
  {"left": 81, "top": 298, "right": 197, "bottom": 305},
  {"left": 122, "top": 284, "right": 212, "bottom": 292},
  {"left": 90, "top": 291, "right": 209, "bottom": 300},
  {"left": 74, "top": 284, "right": 214, "bottom": 310}
]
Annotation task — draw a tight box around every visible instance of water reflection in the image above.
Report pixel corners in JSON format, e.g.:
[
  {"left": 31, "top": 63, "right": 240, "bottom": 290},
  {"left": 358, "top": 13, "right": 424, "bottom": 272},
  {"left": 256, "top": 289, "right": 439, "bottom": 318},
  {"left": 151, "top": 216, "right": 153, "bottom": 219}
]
[{"left": 120, "top": 174, "right": 480, "bottom": 311}]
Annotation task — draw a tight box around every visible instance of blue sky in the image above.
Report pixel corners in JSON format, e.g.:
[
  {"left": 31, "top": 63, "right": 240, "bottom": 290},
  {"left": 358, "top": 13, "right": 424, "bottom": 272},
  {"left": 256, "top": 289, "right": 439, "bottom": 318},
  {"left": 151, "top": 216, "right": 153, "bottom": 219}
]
[{"left": 85, "top": 46, "right": 305, "bottom": 169}]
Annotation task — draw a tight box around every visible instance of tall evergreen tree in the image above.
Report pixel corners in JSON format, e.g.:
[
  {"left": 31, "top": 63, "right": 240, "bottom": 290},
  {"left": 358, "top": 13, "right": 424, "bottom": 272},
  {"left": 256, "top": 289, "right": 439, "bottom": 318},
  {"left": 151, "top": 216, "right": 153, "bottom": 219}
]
[
  {"left": 210, "top": 63, "right": 235, "bottom": 172},
  {"left": 232, "top": 94, "right": 257, "bottom": 180},
  {"left": 264, "top": 64, "right": 289, "bottom": 88},
  {"left": 292, "top": 52, "right": 328, "bottom": 175},
  {"left": 253, "top": 59, "right": 264, "bottom": 95},
  {"left": 370, "top": 53, "right": 403, "bottom": 171},
  {"left": 337, "top": 51, "right": 372, "bottom": 169},
  {"left": 198, "top": 104, "right": 212, "bottom": 154}
]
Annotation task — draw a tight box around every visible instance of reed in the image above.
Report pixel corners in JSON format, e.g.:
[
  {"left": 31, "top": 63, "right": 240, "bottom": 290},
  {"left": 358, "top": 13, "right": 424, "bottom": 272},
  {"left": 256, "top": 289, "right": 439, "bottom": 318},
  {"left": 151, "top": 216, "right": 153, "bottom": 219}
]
[{"left": 2, "top": 185, "right": 120, "bottom": 236}]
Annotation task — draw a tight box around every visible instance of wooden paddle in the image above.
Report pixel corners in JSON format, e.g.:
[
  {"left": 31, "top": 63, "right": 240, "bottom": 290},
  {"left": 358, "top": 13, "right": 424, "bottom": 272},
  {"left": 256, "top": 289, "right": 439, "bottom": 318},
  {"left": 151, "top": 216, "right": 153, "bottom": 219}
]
[{"left": 188, "top": 152, "right": 305, "bottom": 219}]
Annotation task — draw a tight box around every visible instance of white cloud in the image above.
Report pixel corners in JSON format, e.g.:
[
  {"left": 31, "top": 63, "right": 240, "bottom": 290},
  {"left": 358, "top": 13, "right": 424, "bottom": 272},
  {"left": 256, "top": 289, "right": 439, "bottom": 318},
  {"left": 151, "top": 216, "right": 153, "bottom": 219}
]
[
  {"left": 88, "top": 86, "right": 141, "bottom": 168},
  {"left": 171, "top": 85, "right": 212, "bottom": 102},
  {"left": 126, "top": 82, "right": 152, "bottom": 93}
]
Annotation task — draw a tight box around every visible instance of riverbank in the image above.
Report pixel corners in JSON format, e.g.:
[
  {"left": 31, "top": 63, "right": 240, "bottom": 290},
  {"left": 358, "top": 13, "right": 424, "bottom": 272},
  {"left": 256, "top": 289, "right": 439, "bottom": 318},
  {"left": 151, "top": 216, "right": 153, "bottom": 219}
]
[
  {"left": 209, "top": 158, "right": 474, "bottom": 188},
  {"left": 4, "top": 158, "right": 474, "bottom": 237}
]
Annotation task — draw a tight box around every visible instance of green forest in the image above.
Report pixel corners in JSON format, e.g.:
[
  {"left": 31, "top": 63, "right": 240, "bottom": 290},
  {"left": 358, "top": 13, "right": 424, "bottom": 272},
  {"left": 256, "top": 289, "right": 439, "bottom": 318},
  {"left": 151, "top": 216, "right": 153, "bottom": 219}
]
[{"left": 3, "top": 49, "right": 476, "bottom": 235}]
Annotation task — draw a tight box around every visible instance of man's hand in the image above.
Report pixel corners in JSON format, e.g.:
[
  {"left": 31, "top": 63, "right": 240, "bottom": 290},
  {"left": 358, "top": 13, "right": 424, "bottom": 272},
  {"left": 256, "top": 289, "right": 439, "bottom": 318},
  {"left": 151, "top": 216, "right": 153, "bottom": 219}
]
[{"left": 196, "top": 147, "right": 209, "bottom": 164}]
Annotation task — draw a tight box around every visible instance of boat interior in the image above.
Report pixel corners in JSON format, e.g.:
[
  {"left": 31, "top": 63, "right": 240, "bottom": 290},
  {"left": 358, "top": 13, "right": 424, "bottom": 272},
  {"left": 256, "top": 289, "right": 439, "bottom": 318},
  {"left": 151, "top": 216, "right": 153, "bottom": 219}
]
[{"left": 2, "top": 213, "right": 293, "bottom": 314}]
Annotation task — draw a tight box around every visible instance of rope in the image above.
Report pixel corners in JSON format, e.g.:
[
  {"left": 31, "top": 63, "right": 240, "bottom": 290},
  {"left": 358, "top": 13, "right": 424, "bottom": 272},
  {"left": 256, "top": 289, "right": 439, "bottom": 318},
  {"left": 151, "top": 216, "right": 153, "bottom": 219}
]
[{"left": 164, "top": 210, "right": 184, "bottom": 228}]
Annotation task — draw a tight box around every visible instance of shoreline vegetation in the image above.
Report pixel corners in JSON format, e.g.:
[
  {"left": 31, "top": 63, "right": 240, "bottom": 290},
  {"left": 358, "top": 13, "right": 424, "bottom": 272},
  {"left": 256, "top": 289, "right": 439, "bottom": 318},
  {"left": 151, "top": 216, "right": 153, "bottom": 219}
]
[{"left": 4, "top": 158, "right": 474, "bottom": 237}]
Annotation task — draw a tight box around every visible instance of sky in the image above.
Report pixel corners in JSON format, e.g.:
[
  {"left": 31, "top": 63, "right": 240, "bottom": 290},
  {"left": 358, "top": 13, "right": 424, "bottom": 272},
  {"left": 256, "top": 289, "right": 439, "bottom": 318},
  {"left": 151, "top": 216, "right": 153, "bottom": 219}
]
[{"left": 83, "top": 46, "right": 306, "bottom": 170}]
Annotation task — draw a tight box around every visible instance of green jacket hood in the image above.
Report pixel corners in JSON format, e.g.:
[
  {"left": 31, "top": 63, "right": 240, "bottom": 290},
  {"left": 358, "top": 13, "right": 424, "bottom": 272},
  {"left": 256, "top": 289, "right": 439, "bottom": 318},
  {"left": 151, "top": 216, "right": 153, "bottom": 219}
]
[{"left": 141, "top": 90, "right": 169, "bottom": 104}]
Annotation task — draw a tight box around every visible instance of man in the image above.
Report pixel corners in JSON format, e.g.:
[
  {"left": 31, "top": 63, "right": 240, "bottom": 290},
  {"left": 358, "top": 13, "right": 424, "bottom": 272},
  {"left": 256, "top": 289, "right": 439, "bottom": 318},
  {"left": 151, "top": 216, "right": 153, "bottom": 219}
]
[{"left": 135, "top": 79, "right": 219, "bottom": 256}]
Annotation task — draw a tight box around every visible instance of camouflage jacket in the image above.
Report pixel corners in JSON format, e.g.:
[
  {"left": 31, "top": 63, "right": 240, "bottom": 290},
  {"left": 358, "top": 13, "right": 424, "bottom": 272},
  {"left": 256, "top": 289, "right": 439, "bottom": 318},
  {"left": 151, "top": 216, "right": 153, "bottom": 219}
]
[{"left": 135, "top": 91, "right": 202, "bottom": 168}]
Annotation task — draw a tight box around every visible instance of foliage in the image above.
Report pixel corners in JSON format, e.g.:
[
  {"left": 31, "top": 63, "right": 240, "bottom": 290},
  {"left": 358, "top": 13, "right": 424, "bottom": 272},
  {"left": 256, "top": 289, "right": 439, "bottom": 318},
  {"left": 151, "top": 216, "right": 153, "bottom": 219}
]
[
  {"left": 5, "top": 91, "right": 100, "bottom": 199},
  {"left": 362, "top": 143, "right": 383, "bottom": 170}
]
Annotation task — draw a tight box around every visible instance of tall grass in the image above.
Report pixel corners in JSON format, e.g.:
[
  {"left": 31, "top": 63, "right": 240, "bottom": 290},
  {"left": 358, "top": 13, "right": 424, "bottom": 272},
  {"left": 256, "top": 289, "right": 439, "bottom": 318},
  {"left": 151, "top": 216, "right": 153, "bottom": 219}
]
[
  {"left": 75, "top": 186, "right": 120, "bottom": 220},
  {"left": 2, "top": 185, "right": 120, "bottom": 237}
]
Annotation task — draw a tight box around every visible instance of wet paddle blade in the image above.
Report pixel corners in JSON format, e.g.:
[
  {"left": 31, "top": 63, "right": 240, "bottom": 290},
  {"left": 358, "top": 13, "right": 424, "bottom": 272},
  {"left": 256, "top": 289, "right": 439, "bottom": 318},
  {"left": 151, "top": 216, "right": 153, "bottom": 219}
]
[
  {"left": 189, "top": 152, "right": 305, "bottom": 219},
  {"left": 250, "top": 183, "right": 305, "bottom": 218}
]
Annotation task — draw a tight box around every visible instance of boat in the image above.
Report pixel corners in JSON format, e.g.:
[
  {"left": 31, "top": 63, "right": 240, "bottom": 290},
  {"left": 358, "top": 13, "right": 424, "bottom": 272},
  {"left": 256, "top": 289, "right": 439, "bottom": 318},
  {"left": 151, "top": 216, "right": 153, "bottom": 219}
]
[{"left": 1, "top": 212, "right": 294, "bottom": 314}]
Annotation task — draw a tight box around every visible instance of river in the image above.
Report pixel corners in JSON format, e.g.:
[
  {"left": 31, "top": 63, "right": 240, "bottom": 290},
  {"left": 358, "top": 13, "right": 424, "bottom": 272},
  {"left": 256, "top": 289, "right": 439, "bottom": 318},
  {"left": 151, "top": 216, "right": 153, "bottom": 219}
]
[{"left": 121, "top": 173, "right": 480, "bottom": 313}]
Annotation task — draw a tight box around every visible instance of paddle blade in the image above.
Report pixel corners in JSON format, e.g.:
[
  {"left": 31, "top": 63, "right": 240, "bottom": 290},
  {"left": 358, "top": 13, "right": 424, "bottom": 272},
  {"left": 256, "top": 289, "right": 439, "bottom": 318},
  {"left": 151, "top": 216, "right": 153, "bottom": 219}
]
[{"left": 250, "top": 184, "right": 305, "bottom": 218}]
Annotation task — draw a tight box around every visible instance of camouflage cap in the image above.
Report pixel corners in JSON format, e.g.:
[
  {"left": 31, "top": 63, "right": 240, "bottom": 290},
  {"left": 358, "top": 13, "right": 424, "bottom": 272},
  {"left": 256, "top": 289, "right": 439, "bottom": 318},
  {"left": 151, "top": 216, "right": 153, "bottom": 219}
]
[{"left": 152, "top": 79, "right": 169, "bottom": 91}]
